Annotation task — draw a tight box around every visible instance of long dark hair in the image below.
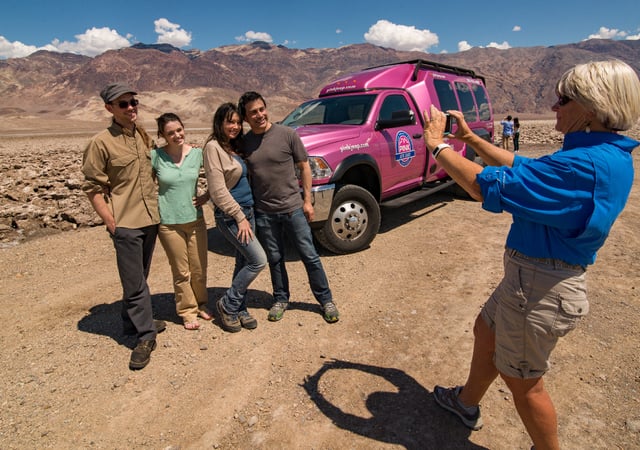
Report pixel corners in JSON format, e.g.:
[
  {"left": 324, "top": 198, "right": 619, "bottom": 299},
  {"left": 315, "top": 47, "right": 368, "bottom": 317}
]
[{"left": 204, "top": 102, "right": 243, "bottom": 152}]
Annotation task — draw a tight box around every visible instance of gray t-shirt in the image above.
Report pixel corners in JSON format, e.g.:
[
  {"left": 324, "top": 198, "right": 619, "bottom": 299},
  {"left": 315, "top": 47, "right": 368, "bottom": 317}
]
[{"left": 240, "top": 123, "right": 308, "bottom": 213}]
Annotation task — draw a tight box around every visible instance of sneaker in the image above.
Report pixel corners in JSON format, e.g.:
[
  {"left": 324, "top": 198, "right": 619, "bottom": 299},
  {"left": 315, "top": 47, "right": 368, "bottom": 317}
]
[
  {"left": 433, "top": 385, "right": 483, "bottom": 431},
  {"left": 268, "top": 302, "right": 288, "bottom": 321},
  {"left": 215, "top": 299, "right": 241, "bottom": 333},
  {"left": 238, "top": 310, "right": 258, "bottom": 329},
  {"left": 123, "top": 320, "right": 166, "bottom": 336},
  {"left": 129, "top": 339, "right": 157, "bottom": 370},
  {"left": 322, "top": 301, "right": 340, "bottom": 323}
]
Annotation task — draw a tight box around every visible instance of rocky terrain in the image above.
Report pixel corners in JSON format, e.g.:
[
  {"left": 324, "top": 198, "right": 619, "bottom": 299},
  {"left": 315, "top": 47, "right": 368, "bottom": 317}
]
[{"left": 0, "top": 120, "right": 568, "bottom": 249}]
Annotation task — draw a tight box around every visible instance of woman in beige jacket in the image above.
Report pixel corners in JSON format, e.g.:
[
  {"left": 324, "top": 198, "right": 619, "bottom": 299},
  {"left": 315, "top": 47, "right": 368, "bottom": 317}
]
[{"left": 204, "top": 103, "right": 267, "bottom": 332}]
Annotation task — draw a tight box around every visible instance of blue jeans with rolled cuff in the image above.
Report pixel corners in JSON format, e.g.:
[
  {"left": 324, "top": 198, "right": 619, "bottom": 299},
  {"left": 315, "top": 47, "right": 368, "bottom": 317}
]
[{"left": 215, "top": 206, "right": 267, "bottom": 314}]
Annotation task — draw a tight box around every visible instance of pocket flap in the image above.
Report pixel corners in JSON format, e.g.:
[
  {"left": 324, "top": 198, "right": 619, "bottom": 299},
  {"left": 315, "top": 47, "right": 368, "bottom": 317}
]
[{"left": 559, "top": 296, "right": 589, "bottom": 316}]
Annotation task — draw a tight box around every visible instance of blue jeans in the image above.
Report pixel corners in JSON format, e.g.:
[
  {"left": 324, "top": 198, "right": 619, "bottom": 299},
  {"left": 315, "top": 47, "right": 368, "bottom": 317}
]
[
  {"left": 255, "top": 208, "right": 333, "bottom": 305},
  {"left": 215, "top": 206, "right": 267, "bottom": 314}
]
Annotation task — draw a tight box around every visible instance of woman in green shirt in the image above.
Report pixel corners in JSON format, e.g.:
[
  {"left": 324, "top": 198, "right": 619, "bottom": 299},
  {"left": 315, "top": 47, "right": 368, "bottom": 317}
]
[{"left": 152, "top": 113, "right": 211, "bottom": 330}]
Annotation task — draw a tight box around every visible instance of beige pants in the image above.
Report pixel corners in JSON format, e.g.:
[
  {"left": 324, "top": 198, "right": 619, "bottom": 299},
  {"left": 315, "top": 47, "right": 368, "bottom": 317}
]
[{"left": 158, "top": 216, "right": 208, "bottom": 323}]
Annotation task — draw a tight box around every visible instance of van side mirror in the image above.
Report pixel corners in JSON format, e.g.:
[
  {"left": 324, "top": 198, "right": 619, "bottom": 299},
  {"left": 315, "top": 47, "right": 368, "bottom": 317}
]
[{"left": 375, "top": 110, "right": 415, "bottom": 131}]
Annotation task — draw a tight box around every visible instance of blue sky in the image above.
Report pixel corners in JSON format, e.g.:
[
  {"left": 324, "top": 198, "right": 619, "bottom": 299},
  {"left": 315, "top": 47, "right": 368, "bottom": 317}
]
[{"left": 1, "top": 0, "right": 639, "bottom": 59}]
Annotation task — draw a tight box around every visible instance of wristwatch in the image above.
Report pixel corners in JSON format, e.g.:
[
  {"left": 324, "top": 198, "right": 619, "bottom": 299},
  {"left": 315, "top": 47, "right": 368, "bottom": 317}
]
[{"left": 432, "top": 143, "right": 451, "bottom": 159}]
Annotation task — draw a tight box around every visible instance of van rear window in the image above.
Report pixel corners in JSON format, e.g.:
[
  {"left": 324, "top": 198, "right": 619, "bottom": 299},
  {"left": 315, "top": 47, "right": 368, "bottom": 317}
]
[{"left": 471, "top": 85, "right": 491, "bottom": 121}]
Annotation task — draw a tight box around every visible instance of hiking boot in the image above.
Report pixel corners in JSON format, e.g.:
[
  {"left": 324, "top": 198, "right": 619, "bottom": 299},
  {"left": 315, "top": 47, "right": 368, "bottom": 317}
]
[
  {"left": 123, "top": 320, "right": 166, "bottom": 336},
  {"left": 238, "top": 310, "right": 258, "bottom": 329},
  {"left": 267, "top": 302, "right": 288, "bottom": 322},
  {"left": 433, "top": 385, "right": 483, "bottom": 431},
  {"left": 322, "top": 301, "right": 340, "bottom": 323},
  {"left": 215, "top": 299, "right": 241, "bottom": 333},
  {"left": 129, "top": 339, "right": 157, "bottom": 370}
]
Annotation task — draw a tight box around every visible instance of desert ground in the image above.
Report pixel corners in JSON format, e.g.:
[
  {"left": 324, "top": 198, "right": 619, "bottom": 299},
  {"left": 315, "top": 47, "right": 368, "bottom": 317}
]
[{"left": 0, "top": 120, "right": 639, "bottom": 449}]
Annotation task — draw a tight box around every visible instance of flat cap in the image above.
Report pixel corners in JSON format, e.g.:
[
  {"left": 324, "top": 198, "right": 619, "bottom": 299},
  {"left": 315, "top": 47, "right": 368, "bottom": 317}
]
[{"left": 100, "top": 83, "right": 137, "bottom": 103}]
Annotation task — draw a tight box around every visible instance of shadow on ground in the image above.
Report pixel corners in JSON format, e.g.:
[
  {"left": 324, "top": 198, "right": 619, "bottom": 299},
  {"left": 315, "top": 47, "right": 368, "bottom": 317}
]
[{"left": 303, "top": 359, "right": 487, "bottom": 450}]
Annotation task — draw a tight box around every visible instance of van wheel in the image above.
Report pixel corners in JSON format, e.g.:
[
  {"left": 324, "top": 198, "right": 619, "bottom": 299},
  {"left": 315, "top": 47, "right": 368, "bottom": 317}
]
[{"left": 314, "top": 185, "right": 381, "bottom": 254}]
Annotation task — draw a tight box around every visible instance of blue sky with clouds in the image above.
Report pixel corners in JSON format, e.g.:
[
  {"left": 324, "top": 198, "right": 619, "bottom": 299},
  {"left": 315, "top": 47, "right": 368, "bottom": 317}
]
[{"left": 1, "top": 0, "right": 638, "bottom": 59}]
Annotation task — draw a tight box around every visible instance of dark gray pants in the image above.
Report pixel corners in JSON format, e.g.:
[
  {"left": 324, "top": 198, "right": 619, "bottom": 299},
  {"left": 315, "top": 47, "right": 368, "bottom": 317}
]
[{"left": 111, "top": 225, "right": 158, "bottom": 341}]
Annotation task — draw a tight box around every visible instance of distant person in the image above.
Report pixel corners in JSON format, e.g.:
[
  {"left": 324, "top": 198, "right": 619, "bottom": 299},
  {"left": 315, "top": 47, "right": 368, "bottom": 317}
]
[
  {"left": 513, "top": 117, "right": 521, "bottom": 152},
  {"left": 237, "top": 91, "right": 340, "bottom": 324},
  {"left": 203, "top": 103, "right": 267, "bottom": 332},
  {"left": 500, "top": 115, "right": 514, "bottom": 150},
  {"left": 82, "top": 83, "right": 165, "bottom": 370},
  {"left": 423, "top": 59, "right": 640, "bottom": 449},
  {"left": 152, "top": 113, "right": 211, "bottom": 331}
]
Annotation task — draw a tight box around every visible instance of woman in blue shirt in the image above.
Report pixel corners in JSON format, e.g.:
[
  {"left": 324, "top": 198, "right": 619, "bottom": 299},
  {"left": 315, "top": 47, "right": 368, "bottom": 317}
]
[
  {"left": 152, "top": 113, "right": 211, "bottom": 330},
  {"left": 423, "top": 60, "right": 640, "bottom": 449}
]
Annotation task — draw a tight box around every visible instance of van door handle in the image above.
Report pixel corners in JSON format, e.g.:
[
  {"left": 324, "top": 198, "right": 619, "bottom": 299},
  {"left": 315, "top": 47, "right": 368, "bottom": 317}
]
[{"left": 413, "top": 133, "right": 423, "bottom": 139}]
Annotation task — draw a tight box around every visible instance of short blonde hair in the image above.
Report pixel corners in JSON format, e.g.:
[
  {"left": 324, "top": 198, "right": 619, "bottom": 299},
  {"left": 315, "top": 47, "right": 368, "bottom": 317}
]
[{"left": 556, "top": 59, "right": 640, "bottom": 131}]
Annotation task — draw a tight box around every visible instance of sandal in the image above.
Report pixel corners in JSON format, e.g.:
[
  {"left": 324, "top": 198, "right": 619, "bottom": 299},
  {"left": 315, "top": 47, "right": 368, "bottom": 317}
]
[
  {"left": 198, "top": 309, "right": 213, "bottom": 321},
  {"left": 184, "top": 321, "right": 200, "bottom": 330}
]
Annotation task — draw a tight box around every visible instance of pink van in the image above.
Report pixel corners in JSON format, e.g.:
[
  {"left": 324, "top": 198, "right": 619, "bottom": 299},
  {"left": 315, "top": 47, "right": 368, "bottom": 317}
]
[{"left": 282, "top": 59, "right": 494, "bottom": 253}]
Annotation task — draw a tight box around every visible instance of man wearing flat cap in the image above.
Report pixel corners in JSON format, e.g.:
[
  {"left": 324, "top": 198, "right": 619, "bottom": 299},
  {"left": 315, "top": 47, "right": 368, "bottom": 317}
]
[{"left": 82, "top": 83, "right": 164, "bottom": 370}]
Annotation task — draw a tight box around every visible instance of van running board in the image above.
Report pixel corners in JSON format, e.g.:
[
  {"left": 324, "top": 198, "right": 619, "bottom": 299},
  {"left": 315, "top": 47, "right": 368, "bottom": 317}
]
[{"left": 381, "top": 179, "right": 457, "bottom": 208}]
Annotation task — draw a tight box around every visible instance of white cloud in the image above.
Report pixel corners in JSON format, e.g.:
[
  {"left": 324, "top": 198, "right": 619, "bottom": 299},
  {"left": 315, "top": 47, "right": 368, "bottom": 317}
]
[
  {"left": 626, "top": 33, "right": 640, "bottom": 40},
  {"left": 0, "top": 36, "right": 41, "bottom": 58},
  {"left": 0, "top": 27, "right": 131, "bottom": 59},
  {"left": 487, "top": 41, "right": 511, "bottom": 50},
  {"left": 235, "top": 31, "right": 273, "bottom": 43},
  {"left": 336, "top": 29, "right": 342, "bottom": 35},
  {"left": 364, "top": 20, "right": 438, "bottom": 52},
  {"left": 154, "top": 18, "right": 192, "bottom": 47},
  {"left": 457, "top": 40, "right": 511, "bottom": 52},
  {"left": 588, "top": 26, "right": 627, "bottom": 40},
  {"left": 512, "top": 25, "right": 521, "bottom": 32},
  {"left": 53, "top": 27, "right": 131, "bottom": 56},
  {"left": 458, "top": 40, "right": 472, "bottom": 52}
]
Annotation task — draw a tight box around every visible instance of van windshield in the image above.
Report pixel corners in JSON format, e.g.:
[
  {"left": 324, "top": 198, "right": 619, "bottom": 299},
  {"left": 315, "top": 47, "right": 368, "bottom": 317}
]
[{"left": 281, "top": 94, "right": 376, "bottom": 127}]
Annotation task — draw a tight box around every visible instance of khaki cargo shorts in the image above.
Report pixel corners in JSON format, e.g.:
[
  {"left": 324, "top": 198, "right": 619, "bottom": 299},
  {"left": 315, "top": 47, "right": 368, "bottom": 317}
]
[{"left": 481, "top": 249, "right": 588, "bottom": 379}]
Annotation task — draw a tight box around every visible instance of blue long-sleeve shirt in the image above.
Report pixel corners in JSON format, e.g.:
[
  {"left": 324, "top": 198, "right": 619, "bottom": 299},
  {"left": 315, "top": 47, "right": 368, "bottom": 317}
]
[{"left": 477, "top": 131, "right": 637, "bottom": 266}]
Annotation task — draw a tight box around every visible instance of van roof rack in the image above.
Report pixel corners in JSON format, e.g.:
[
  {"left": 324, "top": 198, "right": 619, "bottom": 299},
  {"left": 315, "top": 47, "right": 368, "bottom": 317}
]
[{"left": 365, "top": 59, "right": 485, "bottom": 84}]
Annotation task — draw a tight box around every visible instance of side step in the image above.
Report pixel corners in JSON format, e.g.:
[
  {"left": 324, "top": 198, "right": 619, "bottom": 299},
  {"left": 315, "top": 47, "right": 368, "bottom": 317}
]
[{"left": 381, "top": 179, "right": 457, "bottom": 208}]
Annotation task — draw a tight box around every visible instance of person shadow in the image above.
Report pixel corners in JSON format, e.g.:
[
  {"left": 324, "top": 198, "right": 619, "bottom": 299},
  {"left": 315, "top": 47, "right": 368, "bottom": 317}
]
[{"left": 302, "top": 359, "right": 487, "bottom": 450}]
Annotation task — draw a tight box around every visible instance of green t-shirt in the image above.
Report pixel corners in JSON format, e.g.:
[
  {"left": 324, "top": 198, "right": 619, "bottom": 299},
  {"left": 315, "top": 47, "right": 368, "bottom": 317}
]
[{"left": 151, "top": 147, "right": 204, "bottom": 224}]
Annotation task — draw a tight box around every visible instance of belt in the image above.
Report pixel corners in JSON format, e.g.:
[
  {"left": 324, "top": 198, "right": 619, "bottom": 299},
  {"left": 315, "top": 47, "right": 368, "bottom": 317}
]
[{"left": 507, "top": 248, "right": 585, "bottom": 272}]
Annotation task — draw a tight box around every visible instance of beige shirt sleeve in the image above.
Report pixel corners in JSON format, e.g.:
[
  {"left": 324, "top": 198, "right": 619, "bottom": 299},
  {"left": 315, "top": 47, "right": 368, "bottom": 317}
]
[{"left": 203, "top": 140, "right": 246, "bottom": 224}]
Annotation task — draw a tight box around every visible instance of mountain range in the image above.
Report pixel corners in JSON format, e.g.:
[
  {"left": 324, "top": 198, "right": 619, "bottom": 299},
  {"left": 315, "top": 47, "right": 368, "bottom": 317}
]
[{"left": 1, "top": 39, "right": 639, "bottom": 129}]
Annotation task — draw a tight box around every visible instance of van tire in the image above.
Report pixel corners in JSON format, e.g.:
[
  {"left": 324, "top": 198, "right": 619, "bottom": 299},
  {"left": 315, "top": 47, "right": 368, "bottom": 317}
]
[{"left": 314, "top": 185, "right": 381, "bottom": 254}]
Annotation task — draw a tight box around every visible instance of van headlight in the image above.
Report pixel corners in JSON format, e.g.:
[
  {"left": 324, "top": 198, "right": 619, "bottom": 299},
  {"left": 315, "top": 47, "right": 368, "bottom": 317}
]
[{"left": 308, "top": 157, "right": 333, "bottom": 179}]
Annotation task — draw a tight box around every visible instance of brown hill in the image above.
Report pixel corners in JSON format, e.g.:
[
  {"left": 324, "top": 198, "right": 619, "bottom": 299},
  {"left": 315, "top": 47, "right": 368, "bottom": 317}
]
[{"left": 1, "top": 39, "right": 639, "bottom": 131}]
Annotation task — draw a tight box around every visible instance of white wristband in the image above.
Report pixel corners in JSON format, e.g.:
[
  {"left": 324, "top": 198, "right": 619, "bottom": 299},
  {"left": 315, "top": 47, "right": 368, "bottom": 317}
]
[{"left": 432, "top": 143, "right": 451, "bottom": 159}]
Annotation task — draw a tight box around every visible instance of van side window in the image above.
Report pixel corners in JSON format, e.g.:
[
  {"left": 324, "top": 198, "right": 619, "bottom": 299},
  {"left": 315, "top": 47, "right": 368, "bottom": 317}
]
[
  {"left": 434, "top": 79, "right": 458, "bottom": 113},
  {"left": 471, "top": 84, "right": 491, "bottom": 121},
  {"left": 379, "top": 95, "right": 411, "bottom": 121},
  {"left": 455, "top": 82, "right": 478, "bottom": 123}
]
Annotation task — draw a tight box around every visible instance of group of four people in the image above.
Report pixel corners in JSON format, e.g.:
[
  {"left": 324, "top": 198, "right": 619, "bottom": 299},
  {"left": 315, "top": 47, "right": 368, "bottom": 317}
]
[
  {"left": 83, "top": 58, "right": 640, "bottom": 450},
  {"left": 82, "top": 86, "right": 340, "bottom": 372}
]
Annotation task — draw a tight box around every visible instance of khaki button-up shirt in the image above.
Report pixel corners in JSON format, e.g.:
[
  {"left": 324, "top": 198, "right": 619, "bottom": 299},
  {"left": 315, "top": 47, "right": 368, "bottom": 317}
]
[{"left": 82, "top": 120, "right": 160, "bottom": 228}]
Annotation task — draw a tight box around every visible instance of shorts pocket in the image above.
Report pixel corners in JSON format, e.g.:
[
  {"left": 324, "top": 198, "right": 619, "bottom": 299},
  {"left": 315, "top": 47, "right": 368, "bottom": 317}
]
[{"left": 551, "top": 295, "right": 589, "bottom": 337}]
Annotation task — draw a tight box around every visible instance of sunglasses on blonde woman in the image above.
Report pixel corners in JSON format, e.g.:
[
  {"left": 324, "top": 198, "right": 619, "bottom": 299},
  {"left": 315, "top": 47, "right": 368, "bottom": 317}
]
[
  {"left": 113, "top": 98, "right": 139, "bottom": 109},
  {"left": 557, "top": 95, "right": 572, "bottom": 106}
]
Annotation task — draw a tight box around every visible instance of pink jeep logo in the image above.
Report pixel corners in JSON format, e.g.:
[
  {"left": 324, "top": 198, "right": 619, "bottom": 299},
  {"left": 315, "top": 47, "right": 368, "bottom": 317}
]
[{"left": 395, "top": 131, "right": 415, "bottom": 167}]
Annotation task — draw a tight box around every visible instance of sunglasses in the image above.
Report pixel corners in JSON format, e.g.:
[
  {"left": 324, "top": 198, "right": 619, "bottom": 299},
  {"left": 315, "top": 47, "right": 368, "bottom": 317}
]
[
  {"left": 113, "top": 98, "right": 139, "bottom": 109},
  {"left": 556, "top": 95, "right": 572, "bottom": 106}
]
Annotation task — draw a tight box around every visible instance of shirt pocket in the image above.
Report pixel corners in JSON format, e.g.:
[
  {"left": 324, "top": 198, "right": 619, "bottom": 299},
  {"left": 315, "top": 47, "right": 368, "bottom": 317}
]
[
  {"left": 551, "top": 294, "right": 589, "bottom": 337},
  {"left": 111, "top": 153, "right": 137, "bottom": 168}
]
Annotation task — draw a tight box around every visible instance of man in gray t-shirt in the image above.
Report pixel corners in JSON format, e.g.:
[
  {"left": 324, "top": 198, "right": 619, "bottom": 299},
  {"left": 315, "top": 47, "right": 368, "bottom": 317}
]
[{"left": 238, "top": 91, "right": 340, "bottom": 324}]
